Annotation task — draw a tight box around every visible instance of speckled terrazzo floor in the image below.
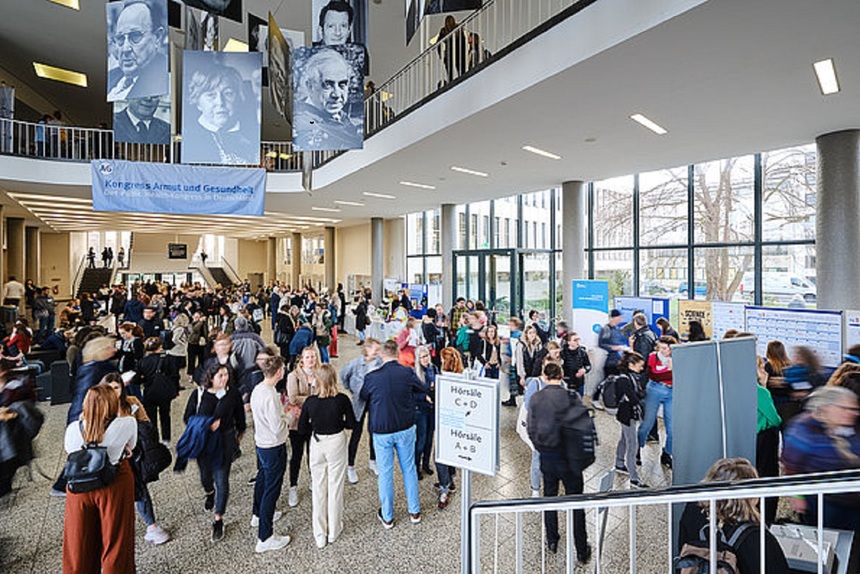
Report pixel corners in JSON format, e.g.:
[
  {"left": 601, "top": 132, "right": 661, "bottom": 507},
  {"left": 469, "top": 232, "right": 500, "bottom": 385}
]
[{"left": 0, "top": 328, "right": 695, "bottom": 574}]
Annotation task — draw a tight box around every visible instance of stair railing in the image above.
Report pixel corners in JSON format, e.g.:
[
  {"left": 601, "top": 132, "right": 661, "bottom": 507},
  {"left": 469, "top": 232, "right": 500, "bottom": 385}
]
[{"left": 70, "top": 255, "right": 87, "bottom": 297}]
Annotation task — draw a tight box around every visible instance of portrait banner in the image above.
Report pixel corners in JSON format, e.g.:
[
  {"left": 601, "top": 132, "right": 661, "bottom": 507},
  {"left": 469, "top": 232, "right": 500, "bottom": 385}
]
[
  {"left": 182, "top": 0, "right": 242, "bottom": 23},
  {"left": 106, "top": 0, "right": 170, "bottom": 102},
  {"left": 91, "top": 160, "right": 266, "bottom": 216},
  {"left": 113, "top": 85, "right": 171, "bottom": 145},
  {"left": 312, "top": 0, "right": 370, "bottom": 72},
  {"left": 423, "top": 0, "right": 482, "bottom": 15},
  {"left": 292, "top": 45, "right": 364, "bottom": 151},
  {"left": 267, "top": 14, "right": 293, "bottom": 123},
  {"left": 181, "top": 51, "right": 262, "bottom": 165}
]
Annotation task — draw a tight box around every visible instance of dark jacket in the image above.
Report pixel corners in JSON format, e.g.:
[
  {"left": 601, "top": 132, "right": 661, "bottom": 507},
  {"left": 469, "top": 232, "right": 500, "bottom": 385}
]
[
  {"left": 289, "top": 325, "right": 315, "bottom": 357},
  {"left": 67, "top": 359, "right": 116, "bottom": 424},
  {"left": 527, "top": 385, "right": 570, "bottom": 453},
  {"left": 360, "top": 360, "right": 428, "bottom": 435},
  {"left": 354, "top": 301, "right": 369, "bottom": 331},
  {"left": 174, "top": 414, "right": 219, "bottom": 473},
  {"left": 631, "top": 326, "right": 657, "bottom": 360},
  {"left": 560, "top": 346, "right": 591, "bottom": 390},
  {"left": 138, "top": 317, "right": 163, "bottom": 340},
  {"left": 614, "top": 373, "right": 643, "bottom": 426},
  {"left": 138, "top": 353, "right": 179, "bottom": 404},
  {"left": 123, "top": 298, "right": 145, "bottom": 323}
]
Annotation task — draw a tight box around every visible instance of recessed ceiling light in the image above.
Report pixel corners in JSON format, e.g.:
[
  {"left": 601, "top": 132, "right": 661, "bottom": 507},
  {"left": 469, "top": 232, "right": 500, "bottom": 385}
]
[
  {"left": 311, "top": 206, "right": 341, "bottom": 213},
  {"left": 362, "top": 191, "right": 396, "bottom": 199},
  {"left": 630, "top": 113, "right": 667, "bottom": 135},
  {"left": 813, "top": 58, "right": 840, "bottom": 95},
  {"left": 522, "top": 145, "right": 562, "bottom": 160},
  {"left": 33, "top": 62, "right": 87, "bottom": 87},
  {"left": 223, "top": 38, "right": 249, "bottom": 52},
  {"left": 400, "top": 181, "right": 436, "bottom": 190},
  {"left": 450, "top": 166, "right": 489, "bottom": 177},
  {"left": 334, "top": 200, "right": 365, "bottom": 207},
  {"left": 48, "top": 0, "right": 79, "bottom": 9}
]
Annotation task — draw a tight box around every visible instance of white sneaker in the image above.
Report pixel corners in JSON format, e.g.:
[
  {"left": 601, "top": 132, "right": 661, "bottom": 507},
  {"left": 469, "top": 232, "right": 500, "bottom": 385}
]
[
  {"left": 250, "top": 510, "right": 282, "bottom": 527},
  {"left": 160, "top": 440, "right": 171, "bottom": 448},
  {"left": 531, "top": 489, "right": 540, "bottom": 498},
  {"left": 255, "top": 534, "right": 291, "bottom": 554},
  {"left": 288, "top": 486, "right": 298, "bottom": 507},
  {"left": 315, "top": 534, "right": 327, "bottom": 549},
  {"left": 144, "top": 525, "right": 170, "bottom": 545},
  {"left": 347, "top": 466, "right": 359, "bottom": 484},
  {"left": 369, "top": 460, "right": 378, "bottom": 476}
]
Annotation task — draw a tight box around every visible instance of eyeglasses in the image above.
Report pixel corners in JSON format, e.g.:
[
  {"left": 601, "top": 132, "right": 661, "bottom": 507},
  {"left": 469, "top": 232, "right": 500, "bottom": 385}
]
[{"left": 113, "top": 30, "right": 149, "bottom": 46}]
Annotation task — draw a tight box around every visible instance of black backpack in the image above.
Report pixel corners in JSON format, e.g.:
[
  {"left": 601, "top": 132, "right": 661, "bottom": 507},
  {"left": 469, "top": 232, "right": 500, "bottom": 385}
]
[
  {"left": 560, "top": 393, "right": 598, "bottom": 472},
  {"left": 64, "top": 422, "right": 117, "bottom": 493},
  {"left": 134, "top": 420, "right": 172, "bottom": 483},
  {"left": 596, "top": 375, "right": 623, "bottom": 409},
  {"left": 144, "top": 356, "right": 174, "bottom": 404},
  {"left": 675, "top": 523, "right": 754, "bottom": 574}
]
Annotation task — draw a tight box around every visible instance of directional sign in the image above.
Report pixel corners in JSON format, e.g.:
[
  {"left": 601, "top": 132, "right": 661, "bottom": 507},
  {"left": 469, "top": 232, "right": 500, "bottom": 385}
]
[{"left": 435, "top": 373, "right": 499, "bottom": 476}]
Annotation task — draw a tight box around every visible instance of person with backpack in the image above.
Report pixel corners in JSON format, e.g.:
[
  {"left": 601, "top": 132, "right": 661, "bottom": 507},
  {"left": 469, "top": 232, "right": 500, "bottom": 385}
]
[
  {"left": 523, "top": 358, "right": 558, "bottom": 498},
  {"left": 629, "top": 314, "right": 661, "bottom": 444},
  {"left": 598, "top": 309, "right": 627, "bottom": 377},
  {"left": 638, "top": 335, "right": 677, "bottom": 469},
  {"left": 613, "top": 351, "right": 648, "bottom": 489},
  {"left": 138, "top": 337, "right": 179, "bottom": 446},
  {"left": 677, "top": 458, "right": 789, "bottom": 574},
  {"left": 526, "top": 362, "right": 592, "bottom": 562}
]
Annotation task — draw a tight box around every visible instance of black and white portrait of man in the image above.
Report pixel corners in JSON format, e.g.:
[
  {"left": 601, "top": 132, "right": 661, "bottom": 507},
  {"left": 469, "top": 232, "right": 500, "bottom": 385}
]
[
  {"left": 182, "top": 0, "right": 242, "bottom": 23},
  {"left": 113, "top": 93, "right": 171, "bottom": 144},
  {"left": 106, "top": 0, "right": 169, "bottom": 102},
  {"left": 424, "top": 0, "right": 482, "bottom": 14},
  {"left": 292, "top": 46, "right": 364, "bottom": 151},
  {"left": 182, "top": 51, "right": 262, "bottom": 165}
]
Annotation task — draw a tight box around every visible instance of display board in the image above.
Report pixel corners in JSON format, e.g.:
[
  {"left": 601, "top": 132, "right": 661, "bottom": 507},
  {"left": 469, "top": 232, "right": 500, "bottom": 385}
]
[
  {"left": 845, "top": 310, "right": 860, "bottom": 354},
  {"left": 711, "top": 302, "right": 746, "bottom": 339},
  {"left": 167, "top": 243, "right": 187, "bottom": 259},
  {"left": 745, "top": 306, "right": 843, "bottom": 368},
  {"left": 435, "top": 374, "right": 499, "bottom": 476},
  {"left": 677, "top": 300, "right": 713, "bottom": 340},
  {"left": 615, "top": 296, "right": 670, "bottom": 335},
  {"left": 572, "top": 280, "right": 608, "bottom": 350}
]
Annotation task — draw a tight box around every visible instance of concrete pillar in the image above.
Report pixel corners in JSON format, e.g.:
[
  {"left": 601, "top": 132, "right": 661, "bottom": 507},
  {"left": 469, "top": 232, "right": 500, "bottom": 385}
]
[
  {"left": 291, "top": 232, "right": 302, "bottom": 289},
  {"left": 324, "top": 226, "right": 336, "bottom": 292},
  {"left": 6, "top": 217, "right": 25, "bottom": 284},
  {"left": 561, "top": 181, "right": 588, "bottom": 325},
  {"left": 266, "top": 237, "right": 277, "bottom": 286},
  {"left": 816, "top": 130, "right": 860, "bottom": 310},
  {"left": 441, "top": 203, "right": 457, "bottom": 309},
  {"left": 371, "top": 217, "right": 383, "bottom": 305},
  {"left": 0, "top": 206, "right": 5, "bottom": 289},
  {"left": 25, "top": 226, "right": 41, "bottom": 285},
  {"left": 383, "top": 217, "right": 405, "bottom": 283}
]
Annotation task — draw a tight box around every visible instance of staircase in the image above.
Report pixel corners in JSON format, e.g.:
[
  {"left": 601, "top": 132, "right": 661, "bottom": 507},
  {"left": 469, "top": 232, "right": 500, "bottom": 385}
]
[
  {"left": 76, "top": 267, "right": 114, "bottom": 298},
  {"left": 207, "top": 267, "right": 234, "bottom": 288}
]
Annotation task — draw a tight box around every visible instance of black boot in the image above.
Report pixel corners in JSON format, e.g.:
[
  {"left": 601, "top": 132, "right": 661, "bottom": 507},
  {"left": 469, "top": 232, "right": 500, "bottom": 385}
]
[{"left": 661, "top": 451, "right": 673, "bottom": 469}]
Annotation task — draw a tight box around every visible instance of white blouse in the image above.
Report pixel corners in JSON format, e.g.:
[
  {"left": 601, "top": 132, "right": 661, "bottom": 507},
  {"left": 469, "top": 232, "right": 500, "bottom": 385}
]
[{"left": 65, "top": 416, "right": 138, "bottom": 465}]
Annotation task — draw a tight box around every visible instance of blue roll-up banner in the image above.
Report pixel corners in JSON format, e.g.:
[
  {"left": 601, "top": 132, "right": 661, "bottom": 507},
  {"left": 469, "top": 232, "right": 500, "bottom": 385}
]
[{"left": 91, "top": 160, "right": 266, "bottom": 216}]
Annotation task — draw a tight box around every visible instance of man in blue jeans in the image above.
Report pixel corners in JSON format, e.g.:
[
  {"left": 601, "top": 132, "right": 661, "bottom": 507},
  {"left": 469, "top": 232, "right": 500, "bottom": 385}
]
[
  {"left": 360, "top": 340, "right": 428, "bottom": 528},
  {"left": 250, "top": 355, "right": 291, "bottom": 553}
]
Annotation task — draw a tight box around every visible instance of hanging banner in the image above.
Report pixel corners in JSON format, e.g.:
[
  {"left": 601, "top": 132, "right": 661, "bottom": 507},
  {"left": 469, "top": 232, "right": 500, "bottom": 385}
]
[
  {"left": 114, "top": 84, "right": 171, "bottom": 145},
  {"left": 182, "top": 0, "right": 242, "bottom": 23},
  {"left": 106, "top": 0, "right": 170, "bottom": 102},
  {"left": 181, "top": 51, "right": 262, "bottom": 165},
  {"left": 268, "top": 14, "right": 294, "bottom": 124},
  {"left": 91, "top": 160, "right": 266, "bottom": 216},
  {"left": 678, "top": 300, "right": 713, "bottom": 340},
  {"left": 424, "top": 0, "right": 483, "bottom": 14},
  {"left": 572, "top": 280, "right": 609, "bottom": 350},
  {"left": 293, "top": 45, "right": 365, "bottom": 151}
]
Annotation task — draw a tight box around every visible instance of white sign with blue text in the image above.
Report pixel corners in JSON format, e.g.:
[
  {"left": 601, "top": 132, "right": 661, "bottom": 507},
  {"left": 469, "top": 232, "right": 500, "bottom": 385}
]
[{"left": 435, "top": 374, "right": 499, "bottom": 477}]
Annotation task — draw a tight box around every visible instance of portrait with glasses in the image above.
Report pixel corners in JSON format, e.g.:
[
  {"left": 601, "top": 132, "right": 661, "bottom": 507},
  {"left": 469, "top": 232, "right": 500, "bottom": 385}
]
[{"left": 106, "top": 0, "right": 169, "bottom": 102}]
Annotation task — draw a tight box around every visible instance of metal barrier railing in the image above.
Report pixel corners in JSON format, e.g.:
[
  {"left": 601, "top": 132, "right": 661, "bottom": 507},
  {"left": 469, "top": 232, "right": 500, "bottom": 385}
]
[
  {"left": 469, "top": 469, "right": 860, "bottom": 574},
  {"left": 0, "top": 0, "right": 593, "bottom": 172}
]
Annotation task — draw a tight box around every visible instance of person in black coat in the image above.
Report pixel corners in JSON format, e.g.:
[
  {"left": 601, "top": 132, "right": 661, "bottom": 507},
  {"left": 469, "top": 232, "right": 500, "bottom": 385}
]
[
  {"left": 560, "top": 332, "right": 591, "bottom": 395},
  {"left": 353, "top": 297, "right": 369, "bottom": 345},
  {"left": 613, "top": 351, "right": 647, "bottom": 488},
  {"left": 138, "top": 337, "right": 179, "bottom": 444}
]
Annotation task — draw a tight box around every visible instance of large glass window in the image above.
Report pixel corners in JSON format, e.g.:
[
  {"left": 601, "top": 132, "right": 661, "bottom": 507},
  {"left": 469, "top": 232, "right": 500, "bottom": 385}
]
[
  {"left": 593, "top": 176, "right": 634, "bottom": 248},
  {"left": 407, "top": 212, "right": 423, "bottom": 255},
  {"left": 639, "top": 167, "right": 688, "bottom": 246},
  {"left": 762, "top": 144, "right": 816, "bottom": 242},
  {"left": 593, "top": 250, "right": 634, "bottom": 299},
  {"left": 763, "top": 244, "right": 816, "bottom": 308},
  {"left": 427, "top": 210, "right": 441, "bottom": 254},
  {"left": 693, "top": 246, "right": 754, "bottom": 303},
  {"left": 640, "top": 248, "right": 687, "bottom": 296},
  {"left": 694, "top": 156, "right": 755, "bottom": 244}
]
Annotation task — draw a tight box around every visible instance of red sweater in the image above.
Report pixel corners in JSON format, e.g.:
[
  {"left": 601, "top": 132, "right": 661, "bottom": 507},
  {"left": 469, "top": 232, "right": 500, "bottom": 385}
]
[{"left": 647, "top": 352, "right": 673, "bottom": 386}]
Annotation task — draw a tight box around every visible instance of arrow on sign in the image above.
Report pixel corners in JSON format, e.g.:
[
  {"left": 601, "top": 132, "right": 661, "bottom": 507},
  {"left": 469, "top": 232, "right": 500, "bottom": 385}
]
[{"left": 458, "top": 455, "right": 473, "bottom": 461}]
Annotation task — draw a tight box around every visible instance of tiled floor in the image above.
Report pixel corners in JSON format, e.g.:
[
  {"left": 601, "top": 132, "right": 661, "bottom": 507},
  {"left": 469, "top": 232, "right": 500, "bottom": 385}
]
[{"left": 0, "top": 329, "right": 678, "bottom": 574}]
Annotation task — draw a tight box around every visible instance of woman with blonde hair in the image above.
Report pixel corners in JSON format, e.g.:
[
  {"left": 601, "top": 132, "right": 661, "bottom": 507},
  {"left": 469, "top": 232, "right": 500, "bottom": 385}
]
[
  {"left": 297, "top": 364, "right": 355, "bottom": 548},
  {"left": 677, "top": 457, "right": 789, "bottom": 573},
  {"left": 516, "top": 325, "right": 543, "bottom": 388},
  {"left": 285, "top": 346, "right": 319, "bottom": 507},
  {"left": 63, "top": 385, "right": 138, "bottom": 573}
]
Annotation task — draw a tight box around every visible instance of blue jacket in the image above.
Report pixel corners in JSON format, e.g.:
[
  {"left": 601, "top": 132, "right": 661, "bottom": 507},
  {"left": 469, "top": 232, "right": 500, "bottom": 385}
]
[
  {"left": 360, "top": 360, "right": 427, "bottom": 435},
  {"left": 67, "top": 359, "right": 116, "bottom": 424},
  {"left": 289, "top": 325, "right": 315, "bottom": 357},
  {"left": 123, "top": 299, "right": 144, "bottom": 324},
  {"left": 598, "top": 323, "right": 627, "bottom": 366},
  {"left": 174, "top": 414, "right": 221, "bottom": 473}
]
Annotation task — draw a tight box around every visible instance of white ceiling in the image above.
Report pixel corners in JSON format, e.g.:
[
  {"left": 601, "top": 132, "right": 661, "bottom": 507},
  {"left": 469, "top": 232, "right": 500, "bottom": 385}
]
[{"left": 1, "top": 0, "right": 859, "bottom": 233}]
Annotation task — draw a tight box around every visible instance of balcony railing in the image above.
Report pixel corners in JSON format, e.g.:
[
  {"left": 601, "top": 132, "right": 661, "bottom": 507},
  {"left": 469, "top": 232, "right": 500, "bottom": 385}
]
[{"left": 0, "top": 0, "right": 594, "bottom": 172}]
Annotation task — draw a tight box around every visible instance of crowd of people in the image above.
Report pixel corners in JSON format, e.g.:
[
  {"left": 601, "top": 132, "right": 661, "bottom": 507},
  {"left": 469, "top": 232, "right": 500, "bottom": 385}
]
[{"left": 2, "top": 275, "right": 860, "bottom": 570}]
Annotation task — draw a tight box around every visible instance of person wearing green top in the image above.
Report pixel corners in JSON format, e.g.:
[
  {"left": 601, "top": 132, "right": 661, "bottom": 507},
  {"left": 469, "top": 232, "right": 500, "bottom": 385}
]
[{"left": 756, "top": 362, "right": 782, "bottom": 524}]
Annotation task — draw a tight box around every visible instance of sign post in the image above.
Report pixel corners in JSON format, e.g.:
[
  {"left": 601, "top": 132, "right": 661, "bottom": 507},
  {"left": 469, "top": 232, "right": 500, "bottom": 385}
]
[{"left": 435, "top": 372, "right": 499, "bottom": 574}]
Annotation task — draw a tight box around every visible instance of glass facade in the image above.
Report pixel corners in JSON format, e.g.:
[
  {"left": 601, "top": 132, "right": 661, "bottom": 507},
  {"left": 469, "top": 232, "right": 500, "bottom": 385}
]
[{"left": 405, "top": 143, "right": 817, "bottom": 320}]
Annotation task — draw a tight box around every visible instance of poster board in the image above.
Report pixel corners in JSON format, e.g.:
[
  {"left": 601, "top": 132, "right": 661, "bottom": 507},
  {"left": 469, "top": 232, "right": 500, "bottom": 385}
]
[
  {"left": 615, "top": 296, "right": 670, "bottom": 335},
  {"left": 435, "top": 373, "right": 499, "bottom": 476},
  {"left": 745, "top": 306, "right": 843, "bottom": 368},
  {"left": 845, "top": 310, "right": 860, "bottom": 355},
  {"left": 711, "top": 302, "right": 746, "bottom": 339},
  {"left": 572, "top": 280, "right": 608, "bottom": 350},
  {"left": 678, "top": 300, "right": 713, "bottom": 340}
]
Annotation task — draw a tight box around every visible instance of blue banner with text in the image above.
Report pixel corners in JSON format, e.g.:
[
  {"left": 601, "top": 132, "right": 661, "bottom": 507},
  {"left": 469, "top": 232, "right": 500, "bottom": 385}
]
[{"left": 91, "top": 160, "right": 266, "bottom": 216}]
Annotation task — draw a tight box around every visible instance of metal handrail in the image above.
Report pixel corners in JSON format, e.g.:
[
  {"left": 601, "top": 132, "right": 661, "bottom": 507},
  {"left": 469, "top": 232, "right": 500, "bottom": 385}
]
[
  {"left": 220, "top": 257, "right": 241, "bottom": 284},
  {"left": 469, "top": 469, "right": 860, "bottom": 574},
  {"left": 70, "top": 254, "right": 87, "bottom": 298}
]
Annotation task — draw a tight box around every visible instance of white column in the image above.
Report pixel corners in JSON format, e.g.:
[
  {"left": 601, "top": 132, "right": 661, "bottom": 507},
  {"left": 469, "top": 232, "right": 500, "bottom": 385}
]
[
  {"left": 441, "top": 203, "right": 457, "bottom": 309},
  {"left": 561, "top": 181, "right": 587, "bottom": 325},
  {"left": 371, "top": 217, "right": 383, "bottom": 305}
]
